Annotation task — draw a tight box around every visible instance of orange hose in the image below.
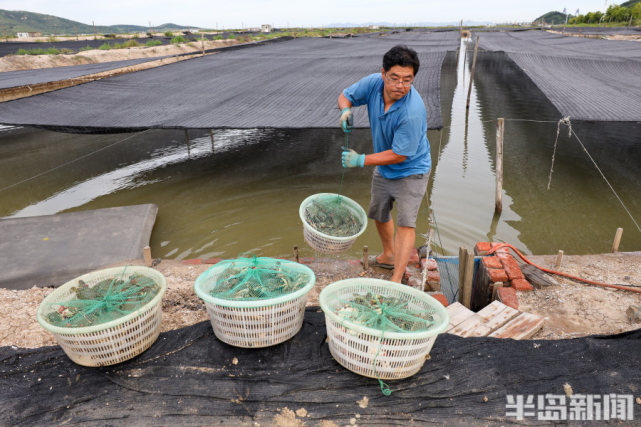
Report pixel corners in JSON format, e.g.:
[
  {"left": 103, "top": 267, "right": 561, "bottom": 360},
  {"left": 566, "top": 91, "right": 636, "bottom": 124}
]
[{"left": 487, "top": 243, "right": 641, "bottom": 294}]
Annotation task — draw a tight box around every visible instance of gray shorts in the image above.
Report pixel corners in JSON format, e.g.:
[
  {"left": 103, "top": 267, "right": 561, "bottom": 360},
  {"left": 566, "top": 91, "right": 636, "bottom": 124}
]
[{"left": 368, "top": 168, "right": 429, "bottom": 228}]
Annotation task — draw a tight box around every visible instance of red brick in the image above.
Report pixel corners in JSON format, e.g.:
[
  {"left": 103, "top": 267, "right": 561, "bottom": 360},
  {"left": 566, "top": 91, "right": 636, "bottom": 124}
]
[
  {"left": 511, "top": 278, "right": 534, "bottom": 292},
  {"left": 408, "top": 248, "right": 420, "bottom": 267},
  {"left": 487, "top": 268, "right": 509, "bottom": 283},
  {"left": 407, "top": 277, "right": 422, "bottom": 289},
  {"left": 182, "top": 258, "right": 202, "bottom": 265},
  {"left": 428, "top": 292, "right": 449, "bottom": 307},
  {"left": 475, "top": 242, "right": 492, "bottom": 255},
  {"left": 497, "top": 287, "right": 519, "bottom": 309},
  {"left": 427, "top": 270, "right": 440, "bottom": 282},
  {"left": 505, "top": 260, "right": 525, "bottom": 280},
  {"left": 491, "top": 243, "right": 510, "bottom": 254},
  {"left": 421, "top": 257, "right": 438, "bottom": 271},
  {"left": 202, "top": 258, "right": 222, "bottom": 264},
  {"left": 482, "top": 256, "right": 503, "bottom": 269}
]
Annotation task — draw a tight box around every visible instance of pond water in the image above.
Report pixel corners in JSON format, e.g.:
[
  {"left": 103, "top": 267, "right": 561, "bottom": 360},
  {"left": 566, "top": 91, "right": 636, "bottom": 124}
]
[{"left": 1, "top": 39, "right": 640, "bottom": 259}]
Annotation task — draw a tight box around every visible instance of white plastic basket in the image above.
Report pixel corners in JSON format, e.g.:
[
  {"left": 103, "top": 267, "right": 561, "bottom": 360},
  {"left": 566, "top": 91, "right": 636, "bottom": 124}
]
[
  {"left": 193, "top": 258, "right": 316, "bottom": 348},
  {"left": 319, "top": 278, "right": 449, "bottom": 380},
  {"left": 299, "top": 193, "right": 367, "bottom": 254},
  {"left": 37, "top": 266, "right": 167, "bottom": 367}
]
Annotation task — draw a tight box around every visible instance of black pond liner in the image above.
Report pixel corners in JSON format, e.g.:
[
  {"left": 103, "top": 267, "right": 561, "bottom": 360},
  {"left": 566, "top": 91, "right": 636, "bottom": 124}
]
[
  {"left": 0, "top": 57, "right": 168, "bottom": 90},
  {"left": 1, "top": 308, "right": 640, "bottom": 425},
  {"left": 0, "top": 32, "right": 459, "bottom": 133},
  {"left": 472, "top": 30, "right": 641, "bottom": 122}
]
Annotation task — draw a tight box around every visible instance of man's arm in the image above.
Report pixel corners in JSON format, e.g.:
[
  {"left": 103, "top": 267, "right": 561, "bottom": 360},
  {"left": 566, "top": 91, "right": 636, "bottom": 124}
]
[
  {"left": 338, "top": 92, "right": 352, "bottom": 110},
  {"left": 364, "top": 149, "right": 406, "bottom": 166}
]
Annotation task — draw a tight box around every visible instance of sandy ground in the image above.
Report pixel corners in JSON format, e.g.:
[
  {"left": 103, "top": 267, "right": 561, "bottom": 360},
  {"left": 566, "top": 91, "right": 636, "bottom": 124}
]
[
  {"left": 0, "top": 39, "right": 239, "bottom": 72},
  {"left": 1, "top": 252, "right": 640, "bottom": 348},
  {"left": 521, "top": 252, "right": 641, "bottom": 339}
]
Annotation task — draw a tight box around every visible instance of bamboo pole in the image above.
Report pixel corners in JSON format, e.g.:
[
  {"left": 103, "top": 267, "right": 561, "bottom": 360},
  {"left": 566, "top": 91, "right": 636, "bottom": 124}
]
[
  {"left": 554, "top": 250, "right": 564, "bottom": 269},
  {"left": 458, "top": 247, "right": 466, "bottom": 303},
  {"left": 363, "top": 245, "right": 369, "bottom": 270},
  {"left": 184, "top": 129, "right": 190, "bottom": 156},
  {"left": 293, "top": 245, "right": 299, "bottom": 263},
  {"left": 463, "top": 250, "right": 474, "bottom": 309},
  {"left": 465, "top": 35, "right": 479, "bottom": 109},
  {"left": 209, "top": 129, "right": 215, "bottom": 151},
  {"left": 495, "top": 118, "right": 504, "bottom": 214},
  {"left": 611, "top": 228, "right": 623, "bottom": 253},
  {"left": 143, "top": 246, "right": 153, "bottom": 267},
  {"left": 201, "top": 32, "right": 205, "bottom": 55}
]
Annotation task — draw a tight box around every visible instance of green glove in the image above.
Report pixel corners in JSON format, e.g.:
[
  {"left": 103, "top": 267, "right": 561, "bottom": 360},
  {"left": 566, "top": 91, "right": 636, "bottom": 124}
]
[
  {"left": 340, "top": 107, "right": 353, "bottom": 133},
  {"left": 342, "top": 149, "right": 365, "bottom": 168}
]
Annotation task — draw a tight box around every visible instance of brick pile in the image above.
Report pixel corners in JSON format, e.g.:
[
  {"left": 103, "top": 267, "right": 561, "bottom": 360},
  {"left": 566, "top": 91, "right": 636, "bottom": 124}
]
[{"left": 474, "top": 242, "right": 534, "bottom": 310}]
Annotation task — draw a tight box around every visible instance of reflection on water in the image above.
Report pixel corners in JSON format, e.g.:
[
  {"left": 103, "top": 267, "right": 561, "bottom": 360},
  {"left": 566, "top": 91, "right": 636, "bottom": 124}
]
[{"left": 0, "top": 40, "right": 639, "bottom": 258}]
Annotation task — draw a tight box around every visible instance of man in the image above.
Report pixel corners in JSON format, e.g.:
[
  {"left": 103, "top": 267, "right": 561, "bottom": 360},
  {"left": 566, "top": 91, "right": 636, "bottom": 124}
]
[{"left": 338, "top": 45, "right": 431, "bottom": 283}]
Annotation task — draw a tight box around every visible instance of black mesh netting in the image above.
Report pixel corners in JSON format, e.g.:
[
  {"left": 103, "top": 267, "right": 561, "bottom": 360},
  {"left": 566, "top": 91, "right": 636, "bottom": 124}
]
[{"left": 2, "top": 309, "right": 640, "bottom": 425}]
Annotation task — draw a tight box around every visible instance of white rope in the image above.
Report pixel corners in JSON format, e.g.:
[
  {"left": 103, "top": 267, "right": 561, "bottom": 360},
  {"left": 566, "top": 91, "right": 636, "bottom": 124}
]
[
  {"left": 0, "top": 129, "right": 151, "bottom": 194},
  {"left": 547, "top": 116, "right": 572, "bottom": 190}
]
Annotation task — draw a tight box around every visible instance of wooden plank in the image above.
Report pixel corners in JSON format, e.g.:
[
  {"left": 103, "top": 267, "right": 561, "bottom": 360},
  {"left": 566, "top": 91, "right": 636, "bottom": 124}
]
[
  {"left": 477, "top": 300, "right": 520, "bottom": 333},
  {"left": 488, "top": 312, "right": 545, "bottom": 340},
  {"left": 522, "top": 264, "right": 558, "bottom": 288},
  {"left": 462, "top": 250, "right": 474, "bottom": 309},
  {"left": 445, "top": 302, "right": 474, "bottom": 332},
  {"left": 449, "top": 314, "right": 493, "bottom": 337}
]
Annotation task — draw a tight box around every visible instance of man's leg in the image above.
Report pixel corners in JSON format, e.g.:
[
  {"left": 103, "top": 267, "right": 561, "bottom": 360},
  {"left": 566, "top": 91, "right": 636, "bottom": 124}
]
[
  {"left": 375, "top": 218, "right": 395, "bottom": 265},
  {"left": 390, "top": 226, "right": 415, "bottom": 283}
]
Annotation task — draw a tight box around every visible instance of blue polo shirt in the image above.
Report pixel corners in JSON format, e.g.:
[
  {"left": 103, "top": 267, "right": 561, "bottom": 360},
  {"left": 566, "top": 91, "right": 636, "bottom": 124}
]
[{"left": 343, "top": 73, "right": 431, "bottom": 180}]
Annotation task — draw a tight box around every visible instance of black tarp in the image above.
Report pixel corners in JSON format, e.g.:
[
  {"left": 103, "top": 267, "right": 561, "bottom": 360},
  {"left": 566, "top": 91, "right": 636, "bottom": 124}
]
[
  {"left": 0, "top": 32, "right": 459, "bottom": 132},
  {"left": 2, "top": 308, "right": 639, "bottom": 425},
  {"left": 0, "top": 57, "right": 169, "bottom": 90},
  {"left": 473, "top": 31, "right": 641, "bottom": 121}
]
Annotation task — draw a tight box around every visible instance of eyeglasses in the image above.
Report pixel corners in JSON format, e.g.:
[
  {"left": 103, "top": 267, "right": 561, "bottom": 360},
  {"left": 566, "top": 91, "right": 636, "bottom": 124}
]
[{"left": 385, "top": 74, "right": 413, "bottom": 87}]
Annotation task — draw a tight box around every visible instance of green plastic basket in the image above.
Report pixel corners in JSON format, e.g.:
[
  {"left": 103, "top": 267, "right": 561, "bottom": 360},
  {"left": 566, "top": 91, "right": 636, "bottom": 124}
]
[
  {"left": 194, "top": 257, "right": 316, "bottom": 347},
  {"left": 37, "top": 266, "right": 167, "bottom": 367},
  {"left": 299, "top": 193, "right": 367, "bottom": 254},
  {"left": 320, "top": 278, "right": 449, "bottom": 380}
]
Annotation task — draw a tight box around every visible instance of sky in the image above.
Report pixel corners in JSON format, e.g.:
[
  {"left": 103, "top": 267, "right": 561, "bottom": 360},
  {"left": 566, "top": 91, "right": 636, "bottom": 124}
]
[{"left": 0, "top": 0, "right": 618, "bottom": 28}]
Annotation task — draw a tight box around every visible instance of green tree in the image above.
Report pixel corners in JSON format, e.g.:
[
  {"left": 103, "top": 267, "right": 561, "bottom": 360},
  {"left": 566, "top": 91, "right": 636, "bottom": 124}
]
[
  {"left": 632, "top": 3, "right": 641, "bottom": 19},
  {"left": 605, "top": 5, "right": 631, "bottom": 22}
]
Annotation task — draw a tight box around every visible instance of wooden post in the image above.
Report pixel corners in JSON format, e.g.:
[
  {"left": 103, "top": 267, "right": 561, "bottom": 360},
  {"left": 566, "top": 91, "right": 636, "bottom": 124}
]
[
  {"left": 143, "top": 246, "right": 153, "bottom": 267},
  {"left": 611, "top": 228, "right": 623, "bottom": 253},
  {"left": 554, "top": 250, "right": 564, "bottom": 269},
  {"left": 209, "top": 129, "right": 215, "bottom": 151},
  {"left": 463, "top": 250, "right": 474, "bottom": 309},
  {"left": 495, "top": 118, "right": 504, "bottom": 214},
  {"left": 458, "top": 247, "right": 466, "bottom": 303},
  {"left": 293, "top": 245, "right": 299, "bottom": 263},
  {"left": 363, "top": 246, "right": 369, "bottom": 270},
  {"left": 465, "top": 35, "right": 479, "bottom": 109},
  {"left": 492, "top": 282, "right": 503, "bottom": 301},
  {"left": 93, "top": 21, "right": 96, "bottom": 40},
  {"left": 184, "top": 129, "right": 190, "bottom": 156},
  {"left": 459, "top": 19, "right": 463, "bottom": 38},
  {"left": 201, "top": 32, "right": 205, "bottom": 55}
]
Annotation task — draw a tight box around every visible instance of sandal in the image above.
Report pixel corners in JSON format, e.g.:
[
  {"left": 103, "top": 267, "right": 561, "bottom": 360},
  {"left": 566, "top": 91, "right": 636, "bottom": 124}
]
[{"left": 362, "top": 255, "right": 394, "bottom": 270}]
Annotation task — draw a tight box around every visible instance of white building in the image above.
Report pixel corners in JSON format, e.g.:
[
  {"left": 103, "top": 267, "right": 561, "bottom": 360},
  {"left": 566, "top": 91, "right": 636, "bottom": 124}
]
[{"left": 261, "top": 24, "right": 273, "bottom": 33}]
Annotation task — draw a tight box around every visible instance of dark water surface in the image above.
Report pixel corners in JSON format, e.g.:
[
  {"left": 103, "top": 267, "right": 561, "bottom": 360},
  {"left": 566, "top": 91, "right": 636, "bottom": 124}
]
[{"left": 1, "top": 40, "right": 640, "bottom": 259}]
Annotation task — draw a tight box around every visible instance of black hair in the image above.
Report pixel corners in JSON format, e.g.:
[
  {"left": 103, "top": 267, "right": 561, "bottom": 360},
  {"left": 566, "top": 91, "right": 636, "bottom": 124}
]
[{"left": 382, "top": 45, "right": 420, "bottom": 75}]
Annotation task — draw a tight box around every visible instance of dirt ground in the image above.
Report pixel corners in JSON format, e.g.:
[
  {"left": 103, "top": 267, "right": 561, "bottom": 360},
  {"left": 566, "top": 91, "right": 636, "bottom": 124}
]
[
  {"left": 0, "top": 39, "right": 239, "bottom": 72},
  {"left": 1, "top": 251, "right": 640, "bottom": 349},
  {"left": 521, "top": 252, "right": 641, "bottom": 339}
]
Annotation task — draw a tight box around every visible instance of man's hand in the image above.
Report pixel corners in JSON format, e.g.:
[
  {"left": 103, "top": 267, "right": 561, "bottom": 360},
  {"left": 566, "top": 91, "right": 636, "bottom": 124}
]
[
  {"left": 342, "top": 149, "right": 365, "bottom": 168},
  {"left": 339, "top": 107, "right": 353, "bottom": 133}
]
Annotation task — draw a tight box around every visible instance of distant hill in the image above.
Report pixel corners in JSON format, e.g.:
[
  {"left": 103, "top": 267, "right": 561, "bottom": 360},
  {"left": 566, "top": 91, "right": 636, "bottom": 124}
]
[
  {"left": 533, "top": 11, "right": 570, "bottom": 25},
  {"left": 621, "top": 0, "right": 641, "bottom": 7},
  {"left": 0, "top": 9, "right": 189, "bottom": 35}
]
